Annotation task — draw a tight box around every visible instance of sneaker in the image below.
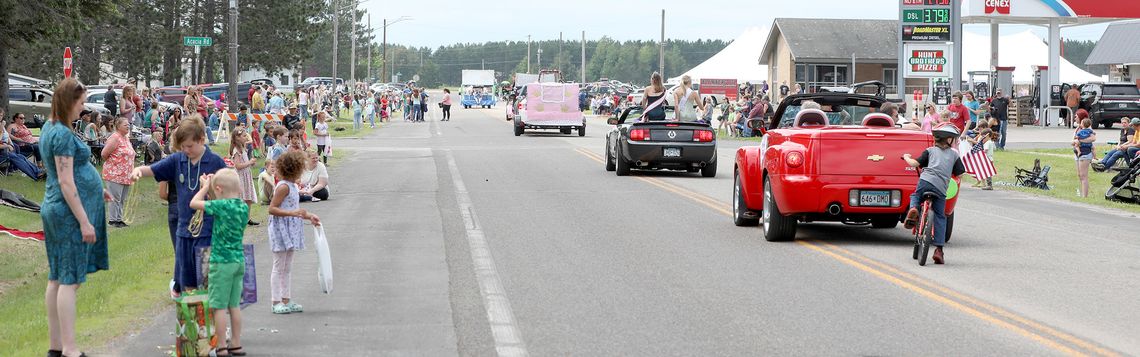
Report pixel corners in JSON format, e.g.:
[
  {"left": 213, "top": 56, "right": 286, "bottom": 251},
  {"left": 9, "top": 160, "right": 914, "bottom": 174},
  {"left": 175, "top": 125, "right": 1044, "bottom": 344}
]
[
  {"left": 247, "top": 220, "right": 260, "bottom": 226},
  {"left": 981, "top": 186, "right": 993, "bottom": 191},
  {"left": 932, "top": 247, "right": 944, "bottom": 265},
  {"left": 272, "top": 303, "right": 291, "bottom": 314},
  {"left": 285, "top": 302, "right": 303, "bottom": 313},
  {"left": 311, "top": 197, "right": 322, "bottom": 202},
  {"left": 1092, "top": 162, "right": 1106, "bottom": 172},
  {"left": 903, "top": 208, "right": 919, "bottom": 229}
]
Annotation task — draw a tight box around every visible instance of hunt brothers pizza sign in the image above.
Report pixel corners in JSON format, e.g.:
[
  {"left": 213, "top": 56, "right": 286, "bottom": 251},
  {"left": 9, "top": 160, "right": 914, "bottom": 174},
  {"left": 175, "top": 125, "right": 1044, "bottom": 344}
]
[
  {"left": 909, "top": 50, "right": 948, "bottom": 72},
  {"left": 903, "top": 44, "right": 953, "bottom": 78}
]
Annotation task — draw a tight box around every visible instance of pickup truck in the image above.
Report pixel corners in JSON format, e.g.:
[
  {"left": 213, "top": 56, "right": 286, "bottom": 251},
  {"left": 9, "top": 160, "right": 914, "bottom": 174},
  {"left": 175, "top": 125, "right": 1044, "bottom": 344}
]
[
  {"left": 1078, "top": 82, "right": 1140, "bottom": 128},
  {"left": 732, "top": 91, "right": 959, "bottom": 242}
]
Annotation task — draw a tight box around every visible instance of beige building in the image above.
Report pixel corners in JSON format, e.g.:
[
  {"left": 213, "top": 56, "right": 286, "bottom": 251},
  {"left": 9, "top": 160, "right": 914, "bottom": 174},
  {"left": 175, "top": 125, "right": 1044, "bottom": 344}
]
[{"left": 759, "top": 18, "right": 927, "bottom": 103}]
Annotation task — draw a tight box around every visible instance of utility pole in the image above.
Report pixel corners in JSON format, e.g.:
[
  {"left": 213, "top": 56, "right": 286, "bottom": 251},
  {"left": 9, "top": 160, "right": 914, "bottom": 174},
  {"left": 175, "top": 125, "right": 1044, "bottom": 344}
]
[
  {"left": 228, "top": 0, "right": 239, "bottom": 110},
  {"left": 332, "top": 0, "right": 338, "bottom": 89},
  {"left": 527, "top": 35, "right": 532, "bottom": 74},
  {"left": 382, "top": 18, "right": 387, "bottom": 82},
  {"left": 579, "top": 30, "right": 588, "bottom": 83},
  {"left": 559, "top": 32, "right": 563, "bottom": 69},
  {"left": 350, "top": 0, "right": 356, "bottom": 86},
  {"left": 367, "top": 13, "right": 372, "bottom": 82},
  {"left": 659, "top": 9, "right": 665, "bottom": 77},
  {"left": 537, "top": 48, "right": 542, "bottom": 70}
]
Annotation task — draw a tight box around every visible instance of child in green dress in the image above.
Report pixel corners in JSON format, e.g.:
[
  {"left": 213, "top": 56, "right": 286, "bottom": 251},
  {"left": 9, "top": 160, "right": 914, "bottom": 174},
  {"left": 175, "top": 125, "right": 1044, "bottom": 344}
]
[{"left": 189, "top": 168, "right": 249, "bottom": 356}]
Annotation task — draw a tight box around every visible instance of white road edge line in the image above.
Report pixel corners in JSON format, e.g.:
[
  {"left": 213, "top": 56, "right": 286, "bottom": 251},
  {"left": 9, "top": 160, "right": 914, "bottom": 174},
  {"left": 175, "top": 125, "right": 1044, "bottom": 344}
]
[{"left": 443, "top": 149, "right": 530, "bottom": 357}]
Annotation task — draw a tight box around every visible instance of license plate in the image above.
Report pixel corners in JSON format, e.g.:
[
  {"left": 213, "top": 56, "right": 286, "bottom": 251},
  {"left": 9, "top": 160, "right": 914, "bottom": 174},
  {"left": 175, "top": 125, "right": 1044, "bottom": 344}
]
[
  {"left": 1120, "top": 103, "right": 1129, "bottom": 109},
  {"left": 858, "top": 191, "right": 891, "bottom": 207},
  {"left": 663, "top": 147, "right": 681, "bottom": 157}
]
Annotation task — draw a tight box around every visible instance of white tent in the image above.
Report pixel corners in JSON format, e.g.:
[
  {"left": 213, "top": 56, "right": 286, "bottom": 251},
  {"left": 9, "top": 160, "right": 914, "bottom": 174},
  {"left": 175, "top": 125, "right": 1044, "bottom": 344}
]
[
  {"left": 961, "top": 30, "right": 1104, "bottom": 84},
  {"left": 669, "top": 27, "right": 768, "bottom": 84}
]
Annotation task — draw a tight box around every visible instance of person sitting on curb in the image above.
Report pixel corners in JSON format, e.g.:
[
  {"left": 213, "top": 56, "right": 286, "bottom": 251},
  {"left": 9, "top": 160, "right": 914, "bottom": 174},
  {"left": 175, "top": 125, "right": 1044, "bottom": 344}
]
[
  {"left": 299, "top": 151, "right": 329, "bottom": 202},
  {"left": 1094, "top": 118, "right": 1140, "bottom": 172}
]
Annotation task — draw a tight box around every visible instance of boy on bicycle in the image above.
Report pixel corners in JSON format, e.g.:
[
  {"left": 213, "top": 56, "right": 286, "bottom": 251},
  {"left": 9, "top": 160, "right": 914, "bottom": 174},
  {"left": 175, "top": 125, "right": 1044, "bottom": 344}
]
[{"left": 902, "top": 124, "right": 966, "bottom": 264}]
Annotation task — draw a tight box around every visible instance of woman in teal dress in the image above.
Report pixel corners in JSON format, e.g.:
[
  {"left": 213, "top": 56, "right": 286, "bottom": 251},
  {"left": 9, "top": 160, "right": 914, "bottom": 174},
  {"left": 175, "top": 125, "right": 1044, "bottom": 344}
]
[{"left": 41, "top": 77, "right": 111, "bottom": 357}]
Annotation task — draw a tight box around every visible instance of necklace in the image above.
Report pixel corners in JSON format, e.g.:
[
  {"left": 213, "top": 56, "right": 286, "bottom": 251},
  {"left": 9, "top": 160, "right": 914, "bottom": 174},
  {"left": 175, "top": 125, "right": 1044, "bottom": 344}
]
[{"left": 182, "top": 156, "right": 201, "bottom": 191}]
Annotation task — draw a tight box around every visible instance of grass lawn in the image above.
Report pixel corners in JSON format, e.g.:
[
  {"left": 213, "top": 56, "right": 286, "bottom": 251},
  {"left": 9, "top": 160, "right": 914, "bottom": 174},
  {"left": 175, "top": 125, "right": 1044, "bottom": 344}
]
[
  {"left": 983, "top": 147, "right": 1140, "bottom": 214},
  {"left": 318, "top": 109, "right": 376, "bottom": 138},
  {"left": 0, "top": 140, "right": 287, "bottom": 355}
]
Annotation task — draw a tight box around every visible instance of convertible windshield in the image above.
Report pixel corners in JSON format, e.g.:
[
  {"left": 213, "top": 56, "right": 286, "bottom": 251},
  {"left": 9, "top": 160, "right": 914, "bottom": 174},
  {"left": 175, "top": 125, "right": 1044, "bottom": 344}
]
[
  {"left": 777, "top": 103, "right": 877, "bottom": 128},
  {"left": 622, "top": 107, "right": 684, "bottom": 123}
]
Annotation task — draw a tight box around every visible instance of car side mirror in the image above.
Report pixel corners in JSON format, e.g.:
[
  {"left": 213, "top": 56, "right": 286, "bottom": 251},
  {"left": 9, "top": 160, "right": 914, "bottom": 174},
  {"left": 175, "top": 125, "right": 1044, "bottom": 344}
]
[
  {"left": 607, "top": 118, "right": 620, "bottom": 125},
  {"left": 746, "top": 118, "right": 764, "bottom": 130}
]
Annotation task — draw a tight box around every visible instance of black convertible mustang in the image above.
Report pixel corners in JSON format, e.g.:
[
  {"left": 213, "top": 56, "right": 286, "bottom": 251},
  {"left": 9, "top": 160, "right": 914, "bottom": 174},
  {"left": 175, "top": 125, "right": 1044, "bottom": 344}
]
[{"left": 604, "top": 106, "right": 718, "bottom": 177}]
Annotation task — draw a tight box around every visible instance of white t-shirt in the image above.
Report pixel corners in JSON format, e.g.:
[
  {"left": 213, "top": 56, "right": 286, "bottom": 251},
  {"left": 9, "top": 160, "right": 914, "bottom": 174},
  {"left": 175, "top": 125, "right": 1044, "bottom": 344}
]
[
  {"left": 299, "top": 91, "right": 308, "bottom": 105},
  {"left": 315, "top": 122, "right": 329, "bottom": 145},
  {"left": 301, "top": 162, "right": 329, "bottom": 190}
]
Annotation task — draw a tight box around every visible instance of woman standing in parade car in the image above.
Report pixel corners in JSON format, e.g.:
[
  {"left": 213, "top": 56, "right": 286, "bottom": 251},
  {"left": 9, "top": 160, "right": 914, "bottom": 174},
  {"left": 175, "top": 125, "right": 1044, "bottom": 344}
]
[
  {"left": 672, "top": 75, "right": 705, "bottom": 121},
  {"left": 640, "top": 72, "right": 669, "bottom": 122}
]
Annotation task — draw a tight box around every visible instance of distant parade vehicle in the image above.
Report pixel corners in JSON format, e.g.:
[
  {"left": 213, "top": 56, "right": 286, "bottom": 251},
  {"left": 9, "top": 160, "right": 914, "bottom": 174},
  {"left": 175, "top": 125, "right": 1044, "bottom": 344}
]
[
  {"left": 732, "top": 84, "right": 959, "bottom": 242},
  {"left": 604, "top": 105, "right": 718, "bottom": 177},
  {"left": 512, "top": 72, "right": 586, "bottom": 137},
  {"left": 461, "top": 69, "right": 497, "bottom": 109}
]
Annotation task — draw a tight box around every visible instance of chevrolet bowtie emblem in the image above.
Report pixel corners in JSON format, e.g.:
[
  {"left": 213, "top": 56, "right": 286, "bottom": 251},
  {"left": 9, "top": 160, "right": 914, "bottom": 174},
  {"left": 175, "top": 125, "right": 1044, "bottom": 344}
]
[{"left": 867, "top": 155, "right": 885, "bottom": 162}]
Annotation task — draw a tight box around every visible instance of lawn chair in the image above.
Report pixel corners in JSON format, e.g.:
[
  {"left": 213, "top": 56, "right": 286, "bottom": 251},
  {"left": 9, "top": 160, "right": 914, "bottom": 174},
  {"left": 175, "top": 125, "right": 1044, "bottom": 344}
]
[{"left": 1014, "top": 158, "right": 1051, "bottom": 190}]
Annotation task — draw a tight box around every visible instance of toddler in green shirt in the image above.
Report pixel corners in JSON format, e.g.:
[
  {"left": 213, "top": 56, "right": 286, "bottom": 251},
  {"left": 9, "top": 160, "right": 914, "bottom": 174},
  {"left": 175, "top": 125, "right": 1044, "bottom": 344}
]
[{"left": 190, "top": 168, "right": 250, "bottom": 356}]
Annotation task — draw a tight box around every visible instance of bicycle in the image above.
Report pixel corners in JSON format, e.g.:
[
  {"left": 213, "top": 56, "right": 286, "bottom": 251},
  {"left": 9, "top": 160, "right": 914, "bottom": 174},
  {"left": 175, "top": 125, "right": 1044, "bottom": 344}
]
[{"left": 910, "top": 191, "right": 939, "bottom": 266}]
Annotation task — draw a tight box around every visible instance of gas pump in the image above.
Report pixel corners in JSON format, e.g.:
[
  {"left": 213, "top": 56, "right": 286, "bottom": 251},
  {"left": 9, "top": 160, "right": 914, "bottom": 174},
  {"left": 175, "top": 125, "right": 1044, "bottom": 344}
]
[
  {"left": 967, "top": 71, "right": 991, "bottom": 98},
  {"left": 993, "top": 66, "right": 1014, "bottom": 99},
  {"left": 1032, "top": 65, "right": 1051, "bottom": 126}
]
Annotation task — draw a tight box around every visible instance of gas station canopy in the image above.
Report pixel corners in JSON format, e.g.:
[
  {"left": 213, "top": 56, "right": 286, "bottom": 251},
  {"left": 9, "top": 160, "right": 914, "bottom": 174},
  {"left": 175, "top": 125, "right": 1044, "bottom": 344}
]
[{"left": 962, "top": 0, "right": 1140, "bottom": 25}]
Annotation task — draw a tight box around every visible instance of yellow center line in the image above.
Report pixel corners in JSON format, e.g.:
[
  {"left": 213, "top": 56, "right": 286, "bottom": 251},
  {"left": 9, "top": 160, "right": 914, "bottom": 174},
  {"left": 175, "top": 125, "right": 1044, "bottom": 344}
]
[
  {"left": 811, "top": 241, "right": 1120, "bottom": 357},
  {"left": 795, "top": 240, "right": 1086, "bottom": 357},
  {"left": 571, "top": 147, "right": 1113, "bottom": 356}
]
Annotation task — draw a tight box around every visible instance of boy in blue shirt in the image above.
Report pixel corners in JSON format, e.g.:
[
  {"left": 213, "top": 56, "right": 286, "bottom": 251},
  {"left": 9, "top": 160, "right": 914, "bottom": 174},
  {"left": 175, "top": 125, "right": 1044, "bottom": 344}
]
[{"left": 131, "top": 116, "right": 227, "bottom": 292}]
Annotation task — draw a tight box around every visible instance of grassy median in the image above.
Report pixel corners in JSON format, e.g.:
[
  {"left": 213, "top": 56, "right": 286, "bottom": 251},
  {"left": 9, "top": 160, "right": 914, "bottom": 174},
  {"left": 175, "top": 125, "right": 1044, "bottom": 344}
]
[{"left": 988, "top": 146, "right": 1140, "bottom": 214}]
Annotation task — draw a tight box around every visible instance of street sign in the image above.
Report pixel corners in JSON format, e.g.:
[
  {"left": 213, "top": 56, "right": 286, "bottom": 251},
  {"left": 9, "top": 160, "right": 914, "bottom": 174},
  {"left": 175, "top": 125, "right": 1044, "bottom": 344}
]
[
  {"left": 63, "top": 47, "right": 73, "bottom": 78},
  {"left": 903, "top": 43, "right": 953, "bottom": 78},
  {"left": 183, "top": 36, "right": 213, "bottom": 47}
]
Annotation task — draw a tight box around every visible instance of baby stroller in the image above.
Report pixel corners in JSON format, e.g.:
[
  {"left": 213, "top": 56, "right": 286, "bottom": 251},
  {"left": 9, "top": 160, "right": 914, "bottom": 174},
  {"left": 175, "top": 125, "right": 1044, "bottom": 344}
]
[
  {"left": 1105, "top": 154, "right": 1140, "bottom": 204},
  {"left": 1014, "top": 159, "right": 1050, "bottom": 190}
]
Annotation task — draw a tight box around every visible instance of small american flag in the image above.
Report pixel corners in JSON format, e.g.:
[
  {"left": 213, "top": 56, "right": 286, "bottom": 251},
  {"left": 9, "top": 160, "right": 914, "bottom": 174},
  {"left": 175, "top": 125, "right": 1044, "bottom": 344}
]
[{"left": 963, "top": 140, "right": 997, "bottom": 180}]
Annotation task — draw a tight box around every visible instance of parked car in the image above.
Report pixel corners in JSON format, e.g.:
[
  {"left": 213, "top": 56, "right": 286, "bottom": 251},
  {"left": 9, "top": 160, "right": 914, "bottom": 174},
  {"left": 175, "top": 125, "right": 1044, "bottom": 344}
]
[
  {"left": 1078, "top": 82, "right": 1140, "bottom": 128},
  {"left": 732, "top": 90, "right": 959, "bottom": 241},
  {"left": 605, "top": 105, "right": 717, "bottom": 177},
  {"left": 300, "top": 77, "right": 345, "bottom": 89},
  {"left": 9, "top": 85, "right": 106, "bottom": 127},
  {"left": 154, "top": 86, "right": 188, "bottom": 105}
]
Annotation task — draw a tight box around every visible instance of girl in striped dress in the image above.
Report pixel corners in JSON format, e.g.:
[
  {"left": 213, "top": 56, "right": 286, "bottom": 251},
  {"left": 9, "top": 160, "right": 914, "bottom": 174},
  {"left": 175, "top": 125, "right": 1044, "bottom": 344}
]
[{"left": 229, "top": 128, "right": 259, "bottom": 225}]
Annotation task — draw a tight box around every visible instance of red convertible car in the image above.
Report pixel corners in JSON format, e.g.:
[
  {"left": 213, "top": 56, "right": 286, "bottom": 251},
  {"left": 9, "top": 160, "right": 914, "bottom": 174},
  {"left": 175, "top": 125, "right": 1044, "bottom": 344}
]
[{"left": 732, "top": 92, "right": 959, "bottom": 242}]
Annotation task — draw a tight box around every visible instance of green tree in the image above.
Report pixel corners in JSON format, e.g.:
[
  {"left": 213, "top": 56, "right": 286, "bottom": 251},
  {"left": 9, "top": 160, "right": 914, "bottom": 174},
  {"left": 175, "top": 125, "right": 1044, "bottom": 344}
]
[{"left": 0, "top": 0, "right": 121, "bottom": 112}]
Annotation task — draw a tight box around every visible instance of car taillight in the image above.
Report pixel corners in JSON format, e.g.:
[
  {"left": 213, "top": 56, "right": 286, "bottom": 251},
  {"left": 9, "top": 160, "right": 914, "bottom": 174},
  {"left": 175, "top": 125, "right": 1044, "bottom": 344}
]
[
  {"left": 630, "top": 129, "right": 649, "bottom": 141},
  {"left": 694, "top": 130, "right": 714, "bottom": 142},
  {"left": 785, "top": 151, "right": 804, "bottom": 168}
]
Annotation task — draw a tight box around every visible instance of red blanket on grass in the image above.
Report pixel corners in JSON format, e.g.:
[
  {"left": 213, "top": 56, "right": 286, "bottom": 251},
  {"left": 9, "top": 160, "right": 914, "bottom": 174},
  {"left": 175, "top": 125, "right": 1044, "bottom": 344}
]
[{"left": 0, "top": 224, "right": 44, "bottom": 242}]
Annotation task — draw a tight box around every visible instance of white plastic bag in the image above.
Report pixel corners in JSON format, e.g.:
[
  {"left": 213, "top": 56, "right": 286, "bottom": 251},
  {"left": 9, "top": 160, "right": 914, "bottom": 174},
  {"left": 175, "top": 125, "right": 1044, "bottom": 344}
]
[{"left": 313, "top": 225, "right": 333, "bottom": 294}]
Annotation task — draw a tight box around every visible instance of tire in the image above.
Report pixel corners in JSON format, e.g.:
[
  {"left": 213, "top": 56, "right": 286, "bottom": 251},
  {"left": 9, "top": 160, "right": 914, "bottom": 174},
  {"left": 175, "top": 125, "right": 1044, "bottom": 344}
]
[
  {"left": 701, "top": 160, "right": 717, "bottom": 177},
  {"left": 615, "top": 145, "right": 631, "bottom": 176},
  {"left": 514, "top": 123, "right": 523, "bottom": 136},
  {"left": 605, "top": 142, "right": 616, "bottom": 171},
  {"left": 871, "top": 216, "right": 898, "bottom": 229},
  {"left": 733, "top": 171, "right": 759, "bottom": 226},
  {"left": 944, "top": 212, "right": 954, "bottom": 243},
  {"left": 578, "top": 125, "right": 586, "bottom": 137},
  {"left": 561, "top": 128, "right": 572, "bottom": 135},
  {"left": 762, "top": 178, "right": 797, "bottom": 241},
  {"left": 918, "top": 212, "right": 933, "bottom": 266}
]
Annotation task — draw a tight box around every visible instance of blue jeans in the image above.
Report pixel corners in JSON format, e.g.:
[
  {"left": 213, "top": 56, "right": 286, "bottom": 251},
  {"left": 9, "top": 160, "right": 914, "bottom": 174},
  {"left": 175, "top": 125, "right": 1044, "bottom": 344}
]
[
  {"left": 997, "top": 116, "right": 1008, "bottom": 149},
  {"left": 353, "top": 110, "right": 362, "bottom": 130},
  {"left": 2, "top": 150, "right": 42, "bottom": 178},
  {"left": 206, "top": 126, "right": 216, "bottom": 144},
  {"left": 299, "top": 105, "right": 308, "bottom": 123},
  {"left": 909, "top": 179, "right": 948, "bottom": 247},
  {"left": 368, "top": 111, "right": 376, "bottom": 126},
  {"left": 413, "top": 105, "right": 423, "bottom": 121},
  {"left": 1100, "top": 147, "right": 1139, "bottom": 167}
]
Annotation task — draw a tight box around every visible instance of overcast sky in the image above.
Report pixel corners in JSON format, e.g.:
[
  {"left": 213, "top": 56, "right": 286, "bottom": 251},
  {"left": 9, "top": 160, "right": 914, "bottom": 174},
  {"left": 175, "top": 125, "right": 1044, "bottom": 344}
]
[{"left": 360, "top": 0, "right": 1112, "bottom": 48}]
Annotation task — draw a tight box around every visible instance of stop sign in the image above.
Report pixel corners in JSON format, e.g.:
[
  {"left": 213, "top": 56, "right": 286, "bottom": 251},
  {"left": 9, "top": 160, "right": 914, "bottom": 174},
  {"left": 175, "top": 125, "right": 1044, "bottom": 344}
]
[{"left": 63, "top": 47, "right": 73, "bottom": 78}]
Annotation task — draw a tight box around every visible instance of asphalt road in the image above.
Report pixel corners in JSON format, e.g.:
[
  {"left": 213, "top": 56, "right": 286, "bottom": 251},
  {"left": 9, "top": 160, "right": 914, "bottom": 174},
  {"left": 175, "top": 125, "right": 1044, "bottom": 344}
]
[{"left": 111, "top": 93, "right": 1140, "bottom": 356}]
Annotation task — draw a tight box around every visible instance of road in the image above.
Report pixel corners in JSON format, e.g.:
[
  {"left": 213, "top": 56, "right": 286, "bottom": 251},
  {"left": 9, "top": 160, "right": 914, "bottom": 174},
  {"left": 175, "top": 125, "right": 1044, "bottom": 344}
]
[{"left": 113, "top": 92, "right": 1140, "bottom": 356}]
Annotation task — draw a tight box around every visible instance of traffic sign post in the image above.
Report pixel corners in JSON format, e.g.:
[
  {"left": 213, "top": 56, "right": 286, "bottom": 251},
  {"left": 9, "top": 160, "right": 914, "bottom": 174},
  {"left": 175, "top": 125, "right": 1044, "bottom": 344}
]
[
  {"left": 184, "top": 37, "right": 212, "bottom": 84},
  {"left": 63, "top": 47, "right": 73, "bottom": 78}
]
